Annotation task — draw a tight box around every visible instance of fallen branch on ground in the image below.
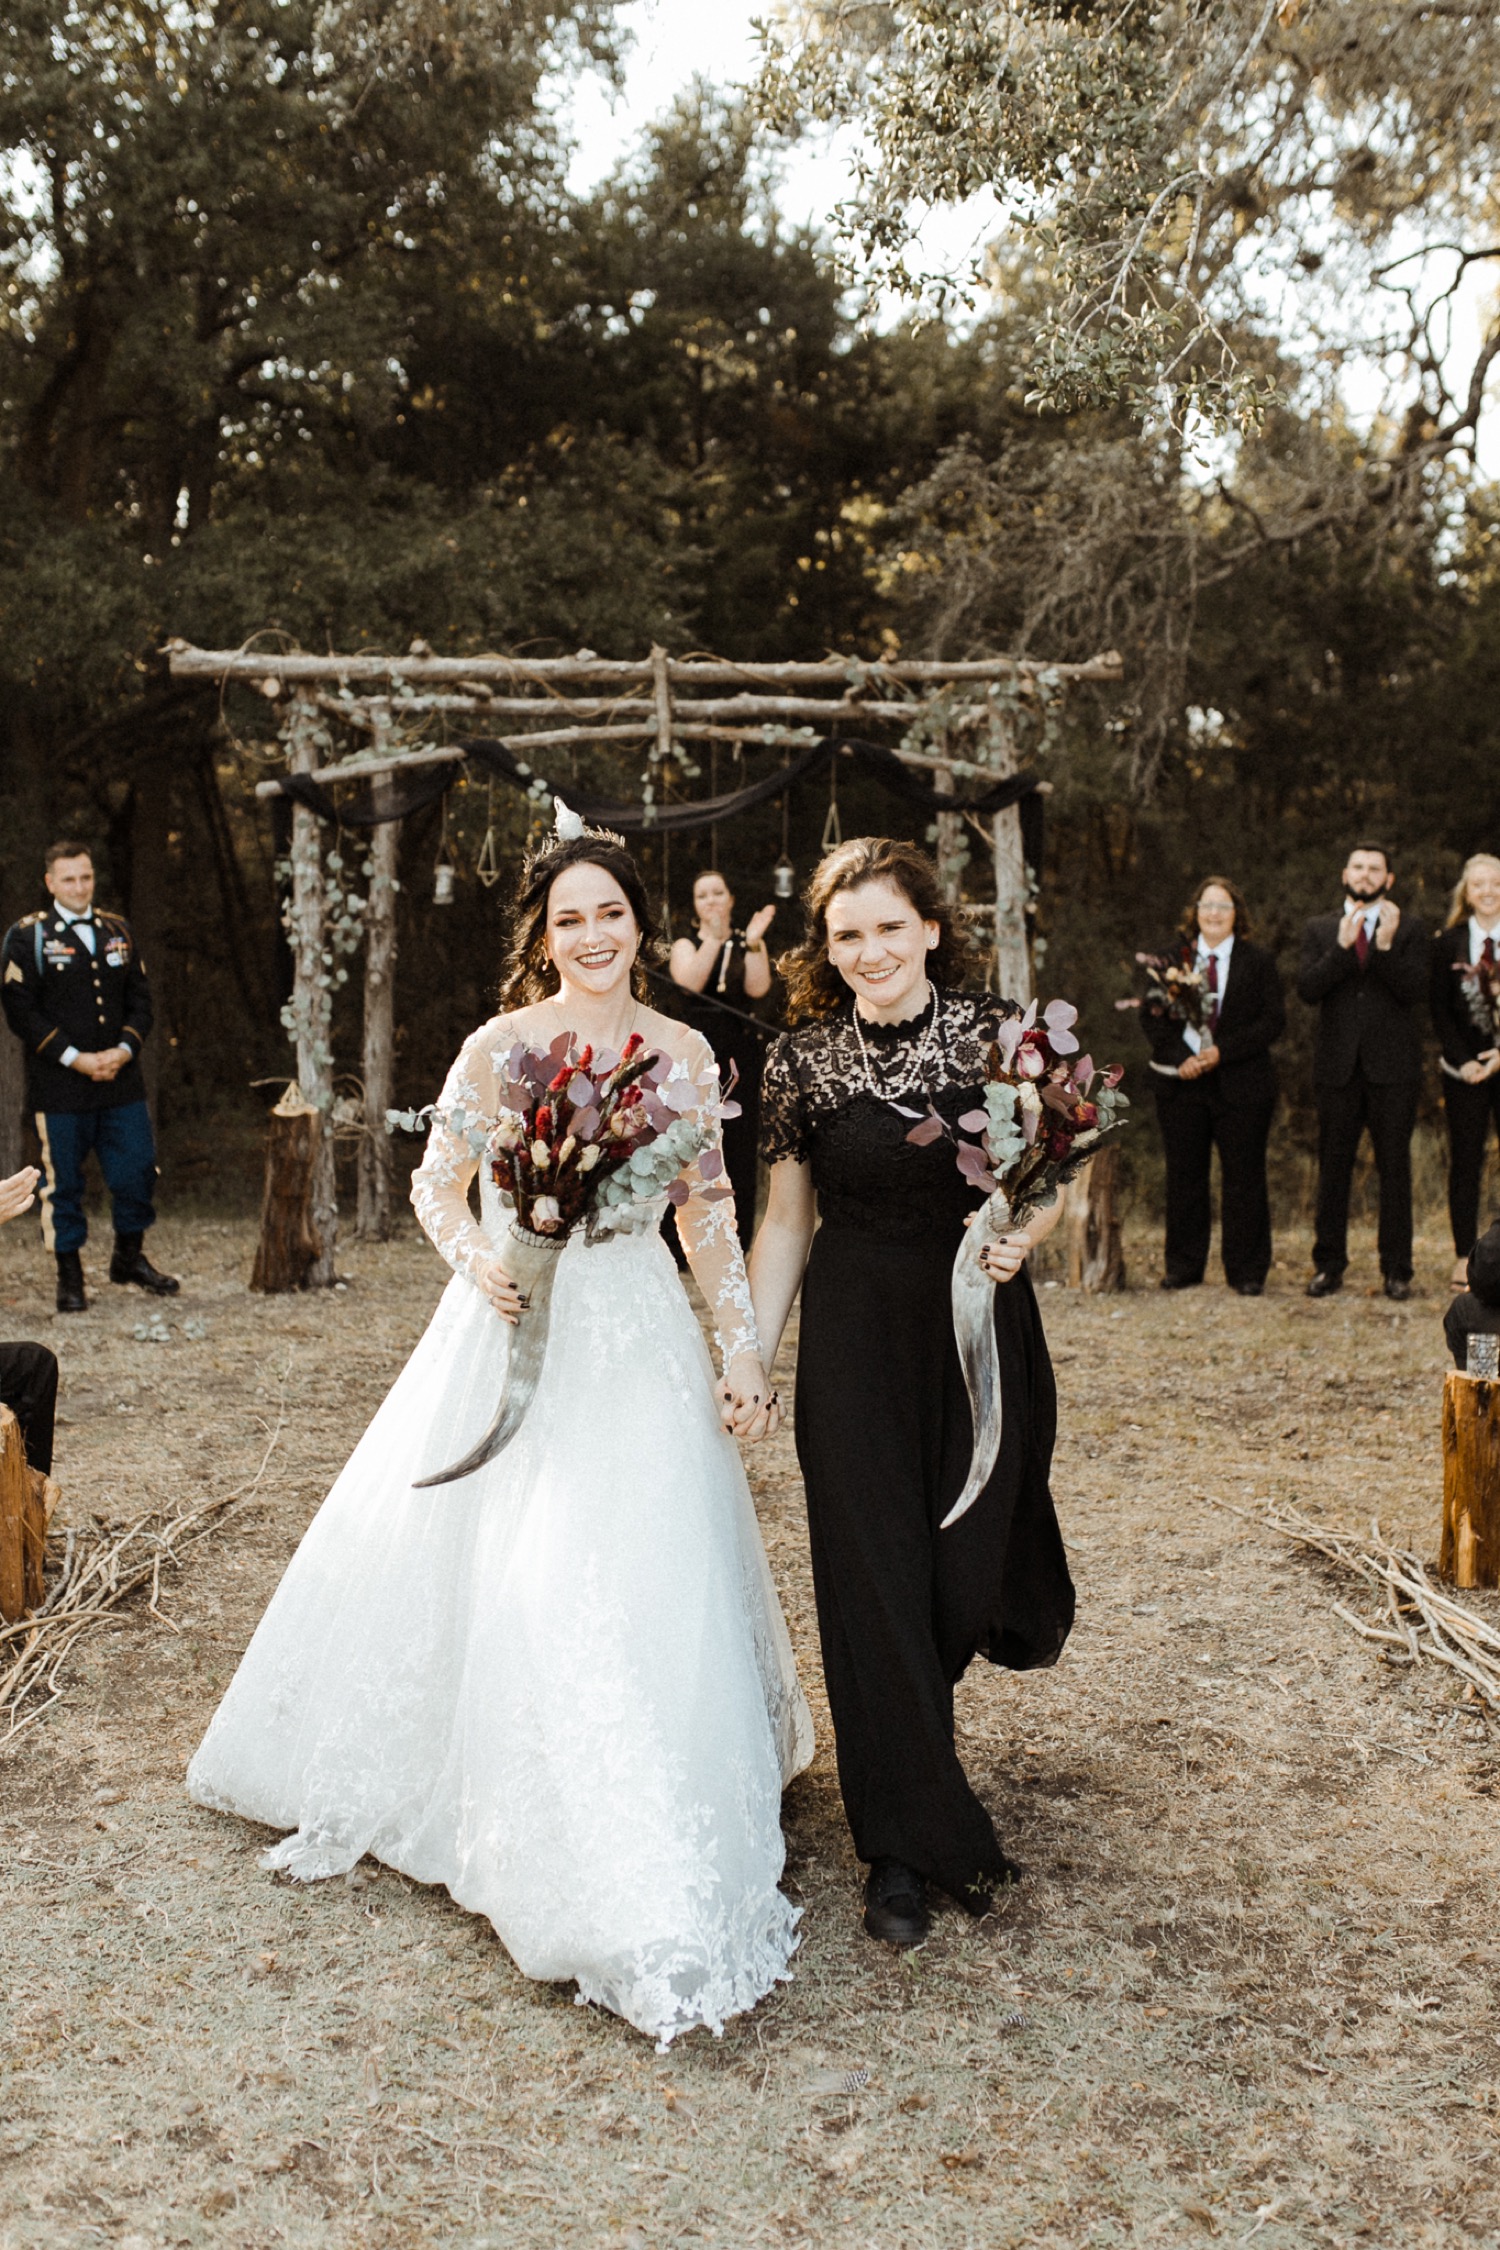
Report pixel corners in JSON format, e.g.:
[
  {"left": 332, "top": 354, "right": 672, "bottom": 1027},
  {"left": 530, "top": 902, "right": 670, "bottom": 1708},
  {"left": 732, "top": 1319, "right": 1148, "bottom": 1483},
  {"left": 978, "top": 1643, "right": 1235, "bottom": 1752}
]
[
  {"left": 0, "top": 1391, "right": 287, "bottom": 1747},
  {"left": 1216, "top": 1497, "right": 1500, "bottom": 1711}
]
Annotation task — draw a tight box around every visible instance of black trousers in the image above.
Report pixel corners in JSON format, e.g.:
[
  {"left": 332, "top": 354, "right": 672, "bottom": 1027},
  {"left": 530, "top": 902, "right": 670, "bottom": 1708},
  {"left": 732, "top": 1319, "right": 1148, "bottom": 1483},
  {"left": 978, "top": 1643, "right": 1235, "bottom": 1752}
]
[
  {"left": 1154, "top": 1084, "right": 1275, "bottom": 1288},
  {"left": 1313, "top": 1073, "right": 1419, "bottom": 1282},
  {"left": 1442, "top": 1073, "right": 1500, "bottom": 1257},
  {"left": 0, "top": 1342, "right": 58, "bottom": 1476}
]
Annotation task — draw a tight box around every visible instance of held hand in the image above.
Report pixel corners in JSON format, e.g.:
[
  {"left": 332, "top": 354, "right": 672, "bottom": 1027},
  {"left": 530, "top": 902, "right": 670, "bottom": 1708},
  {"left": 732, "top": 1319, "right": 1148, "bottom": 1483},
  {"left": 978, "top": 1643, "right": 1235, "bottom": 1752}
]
[
  {"left": 1373, "top": 898, "right": 1400, "bottom": 950},
  {"left": 0, "top": 1167, "right": 40, "bottom": 1224},
  {"left": 718, "top": 1352, "right": 781, "bottom": 1442},
  {"left": 1195, "top": 1043, "right": 1221, "bottom": 1072},
  {"left": 1462, "top": 1058, "right": 1491, "bottom": 1085},
  {"left": 744, "top": 904, "right": 776, "bottom": 949},
  {"left": 71, "top": 1051, "right": 106, "bottom": 1079},
  {"left": 1337, "top": 909, "right": 1365, "bottom": 950},
  {"left": 976, "top": 1224, "right": 1033, "bottom": 1285},
  {"left": 475, "top": 1256, "right": 527, "bottom": 1325},
  {"left": 1178, "top": 1053, "right": 1204, "bottom": 1080},
  {"left": 93, "top": 1046, "right": 129, "bottom": 1081}
]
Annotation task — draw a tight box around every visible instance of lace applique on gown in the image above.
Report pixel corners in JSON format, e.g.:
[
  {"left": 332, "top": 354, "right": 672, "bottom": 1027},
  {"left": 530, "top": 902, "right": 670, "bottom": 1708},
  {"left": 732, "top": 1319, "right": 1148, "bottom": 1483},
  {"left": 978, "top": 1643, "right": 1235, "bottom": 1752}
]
[{"left": 188, "top": 1018, "right": 812, "bottom": 2050}]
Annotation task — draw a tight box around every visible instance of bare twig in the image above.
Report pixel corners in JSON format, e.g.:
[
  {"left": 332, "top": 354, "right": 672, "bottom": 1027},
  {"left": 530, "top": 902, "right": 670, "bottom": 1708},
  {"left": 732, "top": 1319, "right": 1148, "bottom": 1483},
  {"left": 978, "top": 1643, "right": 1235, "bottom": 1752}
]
[{"left": 0, "top": 1392, "right": 287, "bottom": 1744}]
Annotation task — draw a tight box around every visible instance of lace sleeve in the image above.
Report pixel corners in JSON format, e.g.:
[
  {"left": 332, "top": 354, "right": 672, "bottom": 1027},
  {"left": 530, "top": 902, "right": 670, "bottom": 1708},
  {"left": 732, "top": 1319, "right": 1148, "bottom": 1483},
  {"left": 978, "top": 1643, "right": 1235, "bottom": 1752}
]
[
  {"left": 672, "top": 1034, "right": 762, "bottom": 1370},
  {"left": 758, "top": 1033, "right": 809, "bottom": 1166},
  {"left": 409, "top": 1021, "right": 504, "bottom": 1284}
]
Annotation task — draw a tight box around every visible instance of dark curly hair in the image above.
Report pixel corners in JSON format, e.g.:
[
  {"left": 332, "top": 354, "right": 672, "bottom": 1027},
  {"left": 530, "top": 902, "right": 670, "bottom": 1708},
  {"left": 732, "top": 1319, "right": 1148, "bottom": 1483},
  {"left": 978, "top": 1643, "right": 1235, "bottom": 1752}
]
[
  {"left": 498, "top": 829, "right": 663, "bottom": 1008},
  {"left": 777, "top": 835, "right": 975, "bottom": 1024},
  {"left": 1177, "top": 874, "right": 1253, "bottom": 945}
]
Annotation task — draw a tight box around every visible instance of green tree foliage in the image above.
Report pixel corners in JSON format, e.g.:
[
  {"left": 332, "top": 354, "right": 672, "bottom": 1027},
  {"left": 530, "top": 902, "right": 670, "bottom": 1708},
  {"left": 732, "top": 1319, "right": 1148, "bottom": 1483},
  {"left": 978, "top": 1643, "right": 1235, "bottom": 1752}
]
[{"left": 757, "top": 0, "right": 1500, "bottom": 437}]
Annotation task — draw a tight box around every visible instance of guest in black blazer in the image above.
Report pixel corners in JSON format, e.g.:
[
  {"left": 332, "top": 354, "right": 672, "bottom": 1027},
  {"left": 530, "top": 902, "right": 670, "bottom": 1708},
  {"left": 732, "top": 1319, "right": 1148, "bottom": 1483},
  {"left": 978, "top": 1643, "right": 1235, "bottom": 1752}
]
[
  {"left": 1141, "top": 876, "right": 1285, "bottom": 1294},
  {"left": 1297, "top": 842, "right": 1429, "bottom": 1301},
  {"left": 1430, "top": 852, "right": 1500, "bottom": 1285}
]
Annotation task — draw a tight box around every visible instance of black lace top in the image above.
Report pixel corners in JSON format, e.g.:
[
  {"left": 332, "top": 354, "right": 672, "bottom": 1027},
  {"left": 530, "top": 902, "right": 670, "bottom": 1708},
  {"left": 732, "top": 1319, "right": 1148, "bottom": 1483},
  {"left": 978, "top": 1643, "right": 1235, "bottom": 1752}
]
[{"left": 760, "top": 988, "right": 1018, "bottom": 1244}]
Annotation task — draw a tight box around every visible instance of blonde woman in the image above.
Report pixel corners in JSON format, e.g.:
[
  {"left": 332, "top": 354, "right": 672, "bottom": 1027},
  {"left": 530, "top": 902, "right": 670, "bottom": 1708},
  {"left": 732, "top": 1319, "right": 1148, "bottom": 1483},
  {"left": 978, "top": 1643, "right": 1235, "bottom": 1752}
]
[{"left": 1432, "top": 852, "right": 1500, "bottom": 1286}]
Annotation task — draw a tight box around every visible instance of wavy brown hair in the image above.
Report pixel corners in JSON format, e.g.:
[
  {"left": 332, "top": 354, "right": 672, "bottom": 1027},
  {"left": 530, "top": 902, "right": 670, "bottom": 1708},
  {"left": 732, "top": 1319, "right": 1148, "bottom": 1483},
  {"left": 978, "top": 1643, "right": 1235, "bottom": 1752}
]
[
  {"left": 777, "top": 835, "right": 974, "bottom": 1023},
  {"left": 1178, "top": 874, "right": 1253, "bottom": 945},
  {"left": 498, "top": 831, "right": 663, "bottom": 1008}
]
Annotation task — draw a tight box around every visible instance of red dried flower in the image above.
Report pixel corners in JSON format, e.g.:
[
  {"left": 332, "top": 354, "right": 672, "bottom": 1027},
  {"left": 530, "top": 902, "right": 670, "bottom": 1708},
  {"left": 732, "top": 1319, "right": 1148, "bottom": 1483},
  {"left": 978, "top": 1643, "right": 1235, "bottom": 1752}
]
[{"left": 535, "top": 1103, "right": 553, "bottom": 1137}]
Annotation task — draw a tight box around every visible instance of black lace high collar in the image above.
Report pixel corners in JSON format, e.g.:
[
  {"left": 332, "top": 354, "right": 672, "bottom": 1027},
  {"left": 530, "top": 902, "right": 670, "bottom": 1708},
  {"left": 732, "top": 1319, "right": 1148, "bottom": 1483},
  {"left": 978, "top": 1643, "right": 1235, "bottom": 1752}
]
[{"left": 848, "top": 987, "right": 938, "bottom": 1045}]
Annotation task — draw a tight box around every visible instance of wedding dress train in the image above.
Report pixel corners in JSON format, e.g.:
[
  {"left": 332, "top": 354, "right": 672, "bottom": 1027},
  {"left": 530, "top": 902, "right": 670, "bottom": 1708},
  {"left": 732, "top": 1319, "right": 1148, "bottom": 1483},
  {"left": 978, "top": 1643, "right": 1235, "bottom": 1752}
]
[{"left": 188, "top": 1022, "right": 813, "bottom": 2048}]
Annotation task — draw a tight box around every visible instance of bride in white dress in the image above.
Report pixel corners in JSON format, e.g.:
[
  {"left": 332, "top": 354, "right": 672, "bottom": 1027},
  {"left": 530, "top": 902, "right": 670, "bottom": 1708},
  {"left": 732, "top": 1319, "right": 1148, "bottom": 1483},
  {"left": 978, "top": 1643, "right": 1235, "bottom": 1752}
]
[{"left": 187, "top": 816, "right": 813, "bottom": 2049}]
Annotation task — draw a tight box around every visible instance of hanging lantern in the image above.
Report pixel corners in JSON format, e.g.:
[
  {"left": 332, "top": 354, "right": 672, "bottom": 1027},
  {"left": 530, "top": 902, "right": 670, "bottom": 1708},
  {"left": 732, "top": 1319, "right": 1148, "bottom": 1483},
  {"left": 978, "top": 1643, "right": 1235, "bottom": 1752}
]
[
  {"left": 773, "top": 855, "right": 796, "bottom": 900},
  {"left": 433, "top": 855, "right": 456, "bottom": 906}
]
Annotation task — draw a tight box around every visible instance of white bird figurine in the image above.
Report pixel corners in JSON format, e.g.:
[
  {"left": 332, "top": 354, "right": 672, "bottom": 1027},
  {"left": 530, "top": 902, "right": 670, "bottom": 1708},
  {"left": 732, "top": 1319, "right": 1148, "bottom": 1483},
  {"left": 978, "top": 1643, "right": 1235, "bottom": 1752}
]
[{"left": 553, "top": 798, "right": 585, "bottom": 842}]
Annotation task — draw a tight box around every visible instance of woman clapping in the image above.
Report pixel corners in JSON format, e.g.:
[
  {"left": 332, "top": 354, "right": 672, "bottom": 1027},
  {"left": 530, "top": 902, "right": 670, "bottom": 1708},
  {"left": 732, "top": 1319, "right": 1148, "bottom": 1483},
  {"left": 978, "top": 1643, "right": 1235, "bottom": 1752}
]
[{"left": 1431, "top": 853, "right": 1500, "bottom": 1289}]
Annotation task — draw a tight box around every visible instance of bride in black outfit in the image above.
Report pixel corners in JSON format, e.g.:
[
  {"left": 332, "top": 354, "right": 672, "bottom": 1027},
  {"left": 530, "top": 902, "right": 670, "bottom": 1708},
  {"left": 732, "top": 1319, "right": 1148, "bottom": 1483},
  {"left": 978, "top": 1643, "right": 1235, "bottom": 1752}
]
[{"left": 748, "top": 836, "right": 1075, "bottom": 1948}]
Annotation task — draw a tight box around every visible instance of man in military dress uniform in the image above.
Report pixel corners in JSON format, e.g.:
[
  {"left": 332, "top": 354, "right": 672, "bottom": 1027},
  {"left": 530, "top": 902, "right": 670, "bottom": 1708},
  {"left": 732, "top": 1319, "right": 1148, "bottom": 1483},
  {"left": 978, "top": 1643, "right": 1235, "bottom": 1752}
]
[{"left": 2, "top": 841, "right": 178, "bottom": 1313}]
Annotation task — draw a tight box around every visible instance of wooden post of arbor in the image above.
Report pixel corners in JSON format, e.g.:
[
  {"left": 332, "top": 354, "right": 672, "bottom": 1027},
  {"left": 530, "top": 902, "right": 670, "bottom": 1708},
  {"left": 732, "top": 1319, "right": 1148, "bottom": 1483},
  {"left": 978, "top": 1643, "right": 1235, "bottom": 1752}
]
[
  {"left": 990, "top": 711, "right": 1033, "bottom": 1007},
  {"left": 932, "top": 737, "right": 965, "bottom": 905},
  {"left": 1441, "top": 1371, "right": 1500, "bottom": 1588},
  {"left": 0, "top": 1403, "right": 54, "bottom": 1624},
  {"left": 1065, "top": 1144, "right": 1127, "bottom": 1293},
  {"left": 285, "top": 693, "right": 338, "bottom": 1285},
  {"left": 250, "top": 1086, "right": 324, "bottom": 1292},
  {"left": 357, "top": 762, "right": 399, "bottom": 1242}
]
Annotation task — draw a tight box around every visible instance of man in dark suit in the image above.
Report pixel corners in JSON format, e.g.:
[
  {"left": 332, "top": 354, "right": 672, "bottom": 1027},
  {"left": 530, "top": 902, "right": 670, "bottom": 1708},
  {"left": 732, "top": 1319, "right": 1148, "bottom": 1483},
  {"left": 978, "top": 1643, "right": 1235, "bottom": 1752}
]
[
  {"left": 1297, "top": 842, "right": 1429, "bottom": 1300},
  {"left": 1, "top": 840, "right": 178, "bottom": 1314}
]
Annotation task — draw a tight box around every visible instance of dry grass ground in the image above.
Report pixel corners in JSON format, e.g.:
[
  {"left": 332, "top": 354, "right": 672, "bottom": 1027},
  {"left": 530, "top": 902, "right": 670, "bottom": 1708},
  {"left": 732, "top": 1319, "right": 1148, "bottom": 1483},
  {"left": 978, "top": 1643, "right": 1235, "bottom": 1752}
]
[{"left": 2, "top": 1208, "right": 1499, "bottom": 2249}]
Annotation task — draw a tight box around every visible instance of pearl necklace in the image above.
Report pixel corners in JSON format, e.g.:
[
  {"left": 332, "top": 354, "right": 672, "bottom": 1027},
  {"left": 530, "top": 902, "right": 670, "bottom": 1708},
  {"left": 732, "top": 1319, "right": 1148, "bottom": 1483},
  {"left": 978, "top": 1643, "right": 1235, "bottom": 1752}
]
[{"left": 851, "top": 984, "right": 940, "bottom": 1104}]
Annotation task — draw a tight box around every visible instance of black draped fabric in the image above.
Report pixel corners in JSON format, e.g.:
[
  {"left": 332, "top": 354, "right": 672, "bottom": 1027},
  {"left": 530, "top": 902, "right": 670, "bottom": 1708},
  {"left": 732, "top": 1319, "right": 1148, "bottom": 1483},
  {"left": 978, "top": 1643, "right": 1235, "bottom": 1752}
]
[
  {"left": 761, "top": 990, "right": 1074, "bottom": 1898},
  {"left": 668, "top": 940, "right": 764, "bottom": 1253},
  {"left": 277, "top": 736, "right": 1042, "bottom": 837}
]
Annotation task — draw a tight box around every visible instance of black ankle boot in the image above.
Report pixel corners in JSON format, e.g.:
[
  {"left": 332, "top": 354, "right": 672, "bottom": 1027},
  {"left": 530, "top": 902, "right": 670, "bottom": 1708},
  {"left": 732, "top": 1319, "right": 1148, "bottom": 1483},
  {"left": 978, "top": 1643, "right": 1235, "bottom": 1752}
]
[
  {"left": 55, "top": 1250, "right": 87, "bottom": 1314},
  {"left": 863, "top": 1858, "right": 929, "bottom": 1947},
  {"left": 109, "top": 1233, "right": 179, "bottom": 1295}
]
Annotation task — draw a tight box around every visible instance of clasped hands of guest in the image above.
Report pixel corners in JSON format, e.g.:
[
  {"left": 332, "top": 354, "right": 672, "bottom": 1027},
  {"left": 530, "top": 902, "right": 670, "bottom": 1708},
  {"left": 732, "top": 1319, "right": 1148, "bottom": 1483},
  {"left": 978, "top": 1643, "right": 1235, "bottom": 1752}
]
[
  {"left": 1338, "top": 898, "right": 1400, "bottom": 951},
  {"left": 1178, "top": 1043, "right": 1221, "bottom": 1081},
  {"left": 475, "top": 1253, "right": 779, "bottom": 1441},
  {"left": 1461, "top": 1048, "right": 1500, "bottom": 1085},
  {"left": 70, "top": 1045, "right": 132, "bottom": 1082}
]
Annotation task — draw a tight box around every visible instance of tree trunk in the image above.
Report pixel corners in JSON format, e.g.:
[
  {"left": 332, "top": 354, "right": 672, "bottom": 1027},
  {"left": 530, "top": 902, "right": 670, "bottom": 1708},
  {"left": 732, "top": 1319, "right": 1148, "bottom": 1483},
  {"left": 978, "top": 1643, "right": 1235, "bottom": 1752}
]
[
  {"left": 932, "top": 758, "right": 965, "bottom": 905},
  {"left": 0, "top": 1403, "right": 53, "bottom": 1624},
  {"left": 990, "top": 715, "right": 1033, "bottom": 1007},
  {"left": 357, "top": 785, "right": 399, "bottom": 1242},
  {"left": 1441, "top": 1371, "right": 1500, "bottom": 1589},
  {"left": 285, "top": 695, "right": 337, "bottom": 1284},
  {"left": 249, "top": 1088, "right": 324, "bottom": 1293},
  {"left": 1065, "top": 1145, "right": 1127, "bottom": 1292}
]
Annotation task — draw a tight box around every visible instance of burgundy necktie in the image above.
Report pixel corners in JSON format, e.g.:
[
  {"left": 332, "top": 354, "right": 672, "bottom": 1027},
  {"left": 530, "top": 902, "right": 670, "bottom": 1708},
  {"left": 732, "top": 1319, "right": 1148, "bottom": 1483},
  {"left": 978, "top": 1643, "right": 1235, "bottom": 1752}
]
[
  {"left": 1355, "top": 915, "right": 1371, "bottom": 966},
  {"left": 1484, "top": 936, "right": 1497, "bottom": 970},
  {"left": 1204, "top": 950, "right": 1219, "bottom": 1024}
]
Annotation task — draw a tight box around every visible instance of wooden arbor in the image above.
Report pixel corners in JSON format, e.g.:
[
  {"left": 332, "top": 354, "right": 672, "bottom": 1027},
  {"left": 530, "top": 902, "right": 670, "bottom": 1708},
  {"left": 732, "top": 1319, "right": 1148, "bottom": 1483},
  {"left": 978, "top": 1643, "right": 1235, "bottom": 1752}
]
[{"left": 168, "top": 639, "right": 1122, "bottom": 1288}]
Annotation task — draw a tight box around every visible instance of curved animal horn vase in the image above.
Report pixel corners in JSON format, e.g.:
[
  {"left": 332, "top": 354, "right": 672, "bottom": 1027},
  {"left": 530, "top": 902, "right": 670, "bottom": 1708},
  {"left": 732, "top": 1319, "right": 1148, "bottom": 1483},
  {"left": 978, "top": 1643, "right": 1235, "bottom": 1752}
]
[
  {"left": 413, "top": 1225, "right": 566, "bottom": 1488},
  {"left": 941, "top": 1190, "right": 1012, "bottom": 1529}
]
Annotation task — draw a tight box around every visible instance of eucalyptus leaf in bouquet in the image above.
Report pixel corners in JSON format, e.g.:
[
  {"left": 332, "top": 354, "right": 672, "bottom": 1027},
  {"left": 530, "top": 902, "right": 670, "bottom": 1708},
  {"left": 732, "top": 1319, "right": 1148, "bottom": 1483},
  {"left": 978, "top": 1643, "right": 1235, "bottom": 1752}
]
[{"left": 905, "top": 1000, "right": 1128, "bottom": 1528}]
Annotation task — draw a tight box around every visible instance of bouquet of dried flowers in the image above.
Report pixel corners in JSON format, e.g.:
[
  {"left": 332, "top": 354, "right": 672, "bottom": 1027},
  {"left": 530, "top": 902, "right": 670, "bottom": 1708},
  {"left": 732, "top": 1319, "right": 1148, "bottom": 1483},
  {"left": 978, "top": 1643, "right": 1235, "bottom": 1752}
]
[
  {"left": 904, "top": 999, "right": 1128, "bottom": 1222},
  {"left": 1116, "top": 949, "right": 1214, "bottom": 1033},
  {"left": 903, "top": 999, "right": 1127, "bottom": 1529},
  {"left": 1454, "top": 953, "right": 1500, "bottom": 1051},
  {"left": 393, "top": 1032, "right": 736, "bottom": 1485}
]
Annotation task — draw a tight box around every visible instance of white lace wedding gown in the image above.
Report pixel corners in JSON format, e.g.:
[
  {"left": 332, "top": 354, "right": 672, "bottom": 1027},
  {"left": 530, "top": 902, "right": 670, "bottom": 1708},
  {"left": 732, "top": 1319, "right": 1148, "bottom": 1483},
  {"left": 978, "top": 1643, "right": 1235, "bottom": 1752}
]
[{"left": 188, "top": 1020, "right": 813, "bottom": 2048}]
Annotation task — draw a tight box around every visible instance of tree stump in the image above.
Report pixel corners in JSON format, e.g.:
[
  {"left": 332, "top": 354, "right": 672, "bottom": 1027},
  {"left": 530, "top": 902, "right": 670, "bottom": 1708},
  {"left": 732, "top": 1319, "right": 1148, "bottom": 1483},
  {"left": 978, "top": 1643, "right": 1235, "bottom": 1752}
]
[
  {"left": 250, "top": 1086, "right": 324, "bottom": 1293},
  {"left": 1065, "top": 1143, "right": 1127, "bottom": 1292},
  {"left": 1441, "top": 1370, "right": 1500, "bottom": 1588},
  {"left": 0, "top": 1403, "right": 55, "bottom": 1624}
]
